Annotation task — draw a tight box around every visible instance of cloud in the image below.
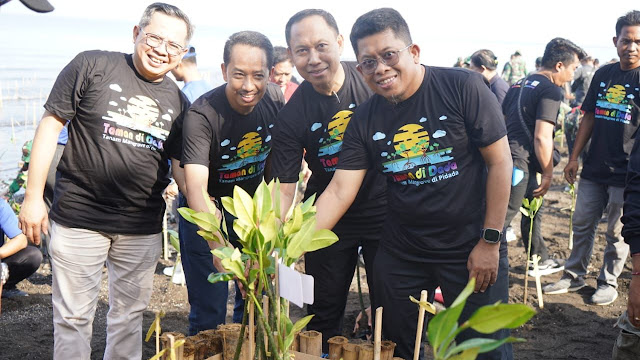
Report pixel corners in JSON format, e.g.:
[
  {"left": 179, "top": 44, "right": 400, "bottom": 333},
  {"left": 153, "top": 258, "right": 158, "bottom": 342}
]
[
  {"left": 109, "top": 101, "right": 118, "bottom": 106},
  {"left": 257, "top": 126, "right": 262, "bottom": 131},
  {"left": 600, "top": 82, "right": 606, "bottom": 87},
  {"left": 628, "top": 94, "right": 636, "bottom": 100},
  {"left": 439, "top": 115, "right": 447, "bottom": 121},
  {"left": 161, "top": 114, "right": 171, "bottom": 121},
  {"left": 168, "top": 109, "right": 174, "bottom": 114},
  {"left": 265, "top": 135, "right": 271, "bottom": 142},
  {"left": 221, "top": 139, "right": 230, "bottom": 146},
  {"left": 372, "top": 132, "right": 386, "bottom": 141},
  {"left": 311, "top": 123, "right": 322, "bottom": 131},
  {"left": 419, "top": 117, "right": 427, "bottom": 123},
  {"left": 109, "top": 84, "right": 122, "bottom": 92},
  {"left": 269, "top": 124, "right": 274, "bottom": 128},
  {"left": 349, "top": 103, "right": 356, "bottom": 109},
  {"left": 230, "top": 147, "right": 236, "bottom": 150},
  {"left": 120, "top": 97, "right": 127, "bottom": 101},
  {"left": 381, "top": 152, "right": 388, "bottom": 157},
  {"left": 387, "top": 141, "right": 392, "bottom": 145},
  {"left": 433, "top": 130, "right": 447, "bottom": 138},
  {"left": 221, "top": 155, "right": 230, "bottom": 160}
]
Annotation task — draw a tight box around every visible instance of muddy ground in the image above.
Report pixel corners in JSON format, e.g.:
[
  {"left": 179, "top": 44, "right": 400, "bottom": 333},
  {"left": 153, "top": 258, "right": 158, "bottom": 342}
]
[{"left": 0, "top": 152, "right": 630, "bottom": 360}]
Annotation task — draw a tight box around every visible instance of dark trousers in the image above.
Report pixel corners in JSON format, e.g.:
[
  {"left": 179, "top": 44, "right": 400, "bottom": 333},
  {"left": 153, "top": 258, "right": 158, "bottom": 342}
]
[
  {"left": 372, "top": 247, "right": 512, "bottom": 360},
  {"left": 305, "top": 229, "right": 379, "bottom": 352},
  {"left": 3, "top": 245, "right": 42, "bottom": 289},
  {"left": 505, "top": 162, "right": 548, "bottom": 261},
  {"left": 178, "top": 194, "right": 243, "bottom": 335}
]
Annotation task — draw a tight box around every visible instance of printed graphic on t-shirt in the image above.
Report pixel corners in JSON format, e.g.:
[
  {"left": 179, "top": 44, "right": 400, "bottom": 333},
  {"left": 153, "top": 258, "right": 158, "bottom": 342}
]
[
  {"left": 101, "top": 84, "right": 174, "bottom": 151},
  {"left": 217, "top": 130, "right": 271, "bottom": 183},
  {"left": 594, "top": 82, "right": 639, "bottom": 125},
  {"left": 314, "top": 104, "right": 356, "bottom": 172},
  {"left": 375, "top": 117, "right": 458, "bottom": 186}
]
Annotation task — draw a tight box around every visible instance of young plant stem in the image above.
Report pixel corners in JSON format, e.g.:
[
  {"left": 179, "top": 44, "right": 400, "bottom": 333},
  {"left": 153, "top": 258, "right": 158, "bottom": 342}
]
[
  {"left": 569, "top": 185, "right": 576, "bottom": 250},
  {"left": 356, "top": 258, "right": 368, "bottom": 328},
  {"left": 523, "top": 208, "right": 535, "bottom": 305},
  {"left": 234, "top": 294, "right": 251, "bottom": 360},
  {"left": 248, "top": 291, "right": 283, "bottom": 360}
]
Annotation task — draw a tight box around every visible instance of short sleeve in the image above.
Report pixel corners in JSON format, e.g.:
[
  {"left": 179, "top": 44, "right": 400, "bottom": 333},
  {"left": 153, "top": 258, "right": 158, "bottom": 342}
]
[
  {"left": 462, "top": 74, "right": 507, "bottom": 148},
  {"left": 336, "top": 106, "right": 371, "bottom": 171},
  {"left": 165, "top": 95, "right": 190, "bottom": 161},
  {"left": 581, "top": 67, "right": 603, "bottom": 113},
  {"left": 44, "top": 51, "right": 92, "bottom": 121},
  {"left": 535, "top": 85, "right": 563, "bottom": 124},
  {"left": 181, "top": 107, "right": 214, "bottom": 167},
  {"left": 270, "top": 102, "right": 305, "bottom": 183},
  {"left": 0, "top": 199, "right": 21, "bottom": 240}
]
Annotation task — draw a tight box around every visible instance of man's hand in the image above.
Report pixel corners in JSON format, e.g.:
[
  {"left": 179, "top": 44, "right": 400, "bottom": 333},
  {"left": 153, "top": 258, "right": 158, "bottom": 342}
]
[
  {"left": 467, "top": 240, "right": 499, "bottom": 293},
  {"left": 629, "top": 275, "right": 640, "bottom": 328},
  {"left": 532, "top": 175, "right": 552, "bottom": 198},
  {"left": 164, "top": 182, "right": 179, "bottom": 202},
  {"left": 18, "top": 197, "right": 49, "bottom": 245},
  {"left": 564, "top": 160, "right": 579, "bottom": 185}
]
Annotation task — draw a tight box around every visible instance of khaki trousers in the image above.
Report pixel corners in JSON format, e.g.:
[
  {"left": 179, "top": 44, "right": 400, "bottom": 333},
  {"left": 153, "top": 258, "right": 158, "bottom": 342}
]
[{"left": 49, "top": 221, "right": 161, "bottom": 360}]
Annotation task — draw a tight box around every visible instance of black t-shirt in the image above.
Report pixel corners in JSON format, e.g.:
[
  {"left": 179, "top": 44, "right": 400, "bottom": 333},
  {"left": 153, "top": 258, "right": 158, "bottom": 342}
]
[
  {"left": 180, "top": 83, "right": 284, "bottom": 199},
  {"left": 502, "top": 74, "right": 563, "bottom": 163},
  {"left": 338, "top": 66, "right": 506, "bottom": 262},
  {"left": 580, "top": 63, "right": 640, "bottom": 187},
  {"left": 44, "top": 50, "right": 188, "bottom": 234},
  {"left": 271, "top": 62, "right": 386, "bottom": 231},
  {"left": 489, "top": 75, "right": 509, "bottom": 106}
]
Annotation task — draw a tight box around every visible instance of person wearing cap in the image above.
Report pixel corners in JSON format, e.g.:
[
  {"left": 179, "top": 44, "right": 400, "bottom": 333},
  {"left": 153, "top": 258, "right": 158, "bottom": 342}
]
[
  {"left": 0, "top": 0, "right": 54, "bottom": 13},
  {"left": 17, "top": 3, "right": 192, "bottom": 358},
  {"left": 171, "top": 46, "right": 211, "bottom": 103}
]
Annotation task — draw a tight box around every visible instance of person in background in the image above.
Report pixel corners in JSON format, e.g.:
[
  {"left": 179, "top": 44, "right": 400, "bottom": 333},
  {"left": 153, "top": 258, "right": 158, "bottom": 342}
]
[
  {"left": 469, "top": 49, "right": 509, "bottom": 105},
  {"left": 17, "top": 3, "right": 192, "bottom": 358},
  {"left": 171, "top": 45, "right": 211, "bottom": 103},
  {"left": 502, "top": 50, "right": 528, "bottom": 85},
  {"left": 270, "top": 46, "right": 299, "bottom": 102},
  {"left": 1, "top": 198, "right": 42, "bottom": 298},
  {"left": 545, "top": 10, "right": 640, "bottom": 308}
]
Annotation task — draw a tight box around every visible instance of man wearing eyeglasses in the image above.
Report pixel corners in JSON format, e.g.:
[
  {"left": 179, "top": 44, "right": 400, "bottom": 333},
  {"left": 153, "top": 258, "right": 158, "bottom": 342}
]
[
  {"left": 314, "top": 8, "right": 513, "bottom": 360},
  {"left": 17, "top": 3, "right": 192, "bottom": 359},
  {"left": 270, "top": 9, "right": 386, "bottom": 352}
]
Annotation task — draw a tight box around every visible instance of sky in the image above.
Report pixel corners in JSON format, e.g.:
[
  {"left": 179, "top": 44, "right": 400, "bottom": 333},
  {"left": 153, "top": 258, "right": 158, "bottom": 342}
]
[{"left": 0, "top": 0, "right": 637, "bottom": 81}]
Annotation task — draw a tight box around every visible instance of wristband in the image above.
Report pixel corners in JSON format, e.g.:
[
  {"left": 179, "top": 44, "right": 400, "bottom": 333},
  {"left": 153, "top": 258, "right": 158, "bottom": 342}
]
[
  {"left": 632, "top": 253, "right": 640, "bottom": 257},
  {"left": 633, "top": 272, "right": 640, "bottom": 276},
  {"left": 568, "top": 159, "right": 578, "bottom": 163}
]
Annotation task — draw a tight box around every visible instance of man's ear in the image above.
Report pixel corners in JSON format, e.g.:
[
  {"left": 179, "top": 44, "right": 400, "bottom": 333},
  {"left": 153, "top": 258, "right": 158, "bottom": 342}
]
[
  {"left": 613, "top": 36, "right": 619, "bottom": 47},
  {"left": 410, "top": 44, "right": 421, "bottom": 64},
  {"left": 337, "top": 34, "right": 345, "bottom": 56},
  {"left": 133, "top": 25, "right": 140, "bottom": 44},
  {"left": 221, "top": 63, "right": 228, "bottom": 82}
]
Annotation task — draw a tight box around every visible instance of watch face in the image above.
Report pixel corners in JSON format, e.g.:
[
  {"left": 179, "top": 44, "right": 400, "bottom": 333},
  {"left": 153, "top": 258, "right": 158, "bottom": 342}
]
[{"left": 483, "top": 228, "right": 501, "bottom": 243}]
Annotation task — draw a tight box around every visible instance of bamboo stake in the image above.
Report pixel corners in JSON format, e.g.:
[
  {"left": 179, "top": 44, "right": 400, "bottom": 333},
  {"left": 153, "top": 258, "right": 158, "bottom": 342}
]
[
  {"left": 262, "top": 295, "right": 269, "bottom": 358},
  {"left": 374, "top": 307, "right": 383, "bottom": 360},
  {"left": 163, "top": 210, "right": 169, "bottom": 260},
  {"left": 532, "top": 255, "right": 544, "bottom": 309},
  {"left": 156, "top": 311, "right": 161, "bottom": 355},
  {"left": 274, "top": 253, "right": 281, "bottom": 343},
  {"left": 413, "top": 290, "right": 428, "bottom": 360},
  {"left": 168, "top": 334, "right": 175, "bottom": 360},
  {"left": 249, "top": 300, "right": 255, "bottom": 360}
]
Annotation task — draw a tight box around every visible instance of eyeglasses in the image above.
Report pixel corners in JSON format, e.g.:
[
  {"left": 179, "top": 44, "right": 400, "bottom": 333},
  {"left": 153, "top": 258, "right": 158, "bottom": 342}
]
[
  {"left": 356, "top": 44, "right": 413, "bottom": 75},
  {"left": 139, "top": 28, "right": 186, "bottom": 57}
]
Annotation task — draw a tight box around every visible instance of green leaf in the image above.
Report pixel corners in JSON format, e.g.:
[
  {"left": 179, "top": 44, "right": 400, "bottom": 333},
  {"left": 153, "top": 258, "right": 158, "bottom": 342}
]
[
  {"left": 211, "top": 247, "right": 235, "bottom": 260},
  {"left": 221, "top": 196, "right": 236, "bottom": 217},
  {"left": 519, "top": 207, "right": 530, "bottom": 217},
  {"left": 475, "top": 337, "right": 525, "bottom": 353},
  {"left": 197, "top": 230, "right": 220, "bottom": 243},
  {"left": 283, "top": 206, "right": 303, "bottom": 235},
  {"left": 521, "top": 198, "right": 530, "bottom": 209},
  {"left": 233, "top": 186, "right": 255, "bottom": 227},
  {"left": 300, "top": 193, "right": 316, "bottom": 214},
  {"left": 253, "top": 181, "right": 272, "bottom": 222},
  {"left": 177, "top": 207, "right": 197, "bottom": 224},
  {"left": 303, "top": 229, "right": 339, "bottom": 253},
  {"left": 233, "top": 220, "right": 253, "bottom": 244},
  {"left": 208, "top": 272, "right": 235, "bottom": 283},
  {"left": 451, "top": 278, "right": 475, "bottom": 308},
  {"left": 447, "top": 347, "right": 479, "bottom": 360},
  {"left": 466, "top": 304, "right": 536, "bottom": 334},
  {"left": 270, "top": 178, "right": 282, "bottom": 221},
  {"left": 202, "top": 187, "right": 219, "bottom": 216},
  {"left": 285, "top": 219, "right": 317, "bottom": 260},
  {"left": 168, "top": 230, "right": 180, "bottom": 253},
  {"left": 448, "top": 336, "right": 525, "bottom": 357},
  {"left": 428, "top": 279, "right": 475, "bottom": 354},
  {"left": 248, "top": 269, "right": 260, "bottom": 284},
  {"left": 409, "top": 295, "right": 437, "bottom": 315},
  {"left": 291, "top": 314, "right": 313, "bottom": 334},
  {"left": 191, "top": 212, "right": 221, "bottom": 233},
  {"left": 259, "top": 211, "right": 278, "bottom": 246},
  {"left": 221, "top": 257, "right": 246, "bottom": 281}
]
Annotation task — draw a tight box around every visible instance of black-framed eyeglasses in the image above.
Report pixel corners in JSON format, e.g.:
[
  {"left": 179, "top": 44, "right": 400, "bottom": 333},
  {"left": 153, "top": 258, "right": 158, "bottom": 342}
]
[
  {"left": 139, "top": 28, "right": 186, "bottom": 57},
  {"left": 356, "top": 44, "right": 413, "bottom": 75}
]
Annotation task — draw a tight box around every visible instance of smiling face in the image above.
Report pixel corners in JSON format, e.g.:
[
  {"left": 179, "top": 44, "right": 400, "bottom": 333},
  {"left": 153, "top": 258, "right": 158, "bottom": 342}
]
[
  {"left": 222, "top": 44, "right": 269, "bottom": 115},
  {"left": 288, "top": 15, "right": 344, "bottom": 94},
  {"left": 132, "top": 12, "right": 188, "bottom": 82},
  {"left": 356, "top": 29, "right": 422, "bottom": 103},
  {"left": 614, "top": 25, "right": 640, "bottom": 70}
]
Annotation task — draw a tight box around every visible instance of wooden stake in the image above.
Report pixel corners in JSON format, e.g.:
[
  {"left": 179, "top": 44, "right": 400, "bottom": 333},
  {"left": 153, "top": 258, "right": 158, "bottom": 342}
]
[
  {"left": 274, "top": 253, "right": 281, "bottom": 342},
  {"left": 262, "top": 295, "right": 269, "bottom": 357},
  {"left": 533, "top": 255, "right": 544, "bottom": 309},
  {"left": 156, "top": 311, "right": 161, "bottom": 355},
  {"left": 413, "top": 290, "right": 428, "bottom": 360},
  {"left": 163, "top": 210, "right": 169, "bottom": 260},
  {"left": 374, "top": 307, "right": 383, "bottom": 360},
  {"left": 249, "top": 300, "right": 255, "bottom": 360}
]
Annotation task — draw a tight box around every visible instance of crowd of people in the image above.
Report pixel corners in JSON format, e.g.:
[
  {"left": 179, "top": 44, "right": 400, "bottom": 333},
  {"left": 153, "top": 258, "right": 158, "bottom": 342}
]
[{"left": 2, "top": 1, "right": 640, "bottom": 359}]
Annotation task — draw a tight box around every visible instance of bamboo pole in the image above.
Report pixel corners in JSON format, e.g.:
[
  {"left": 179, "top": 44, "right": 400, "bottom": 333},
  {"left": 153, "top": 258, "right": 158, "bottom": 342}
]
[
  {"left": 532, "top": 255, "right": 544, "bottom": 309},
  {"left": 156, "top": 311, "right": 161, "bottom": 355},
  {"left": 274, "top": 253, "right": 281, "bottom": 343},
  {"left": 413, "top": 290, "right": 428, "bottom": 360},
  {"left": 249, "top": 300, "right": 255, "bottom": 360},
  {"left": 374, "top": 307, "right": 383, "bottom": 360},
  {"left": 163, "top": 210, "right": 169, "bottom": 260}
]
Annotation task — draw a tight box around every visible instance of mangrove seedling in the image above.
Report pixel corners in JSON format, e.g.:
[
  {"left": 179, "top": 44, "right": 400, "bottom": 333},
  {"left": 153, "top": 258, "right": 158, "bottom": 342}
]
[{"left": 520, "top": 196, "right": 543, "bottom": 304}]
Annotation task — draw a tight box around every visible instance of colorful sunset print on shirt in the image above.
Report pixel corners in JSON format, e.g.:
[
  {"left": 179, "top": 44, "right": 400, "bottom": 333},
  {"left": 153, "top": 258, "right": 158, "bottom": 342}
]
[
  {"left": 594, "top": 82, "right": 639, "bottom": 125},
  {"left": 314, "top": 108, "right": 354, "bottom": 172},
  {"left": 376, "top": 117, "right": 458, "bottom": 186},
  {"left": 217, "top": 130, "right": 271, "bottom": 183},
  {"left": 101, "top": 84, "right": 175, "bottom": 151}
]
